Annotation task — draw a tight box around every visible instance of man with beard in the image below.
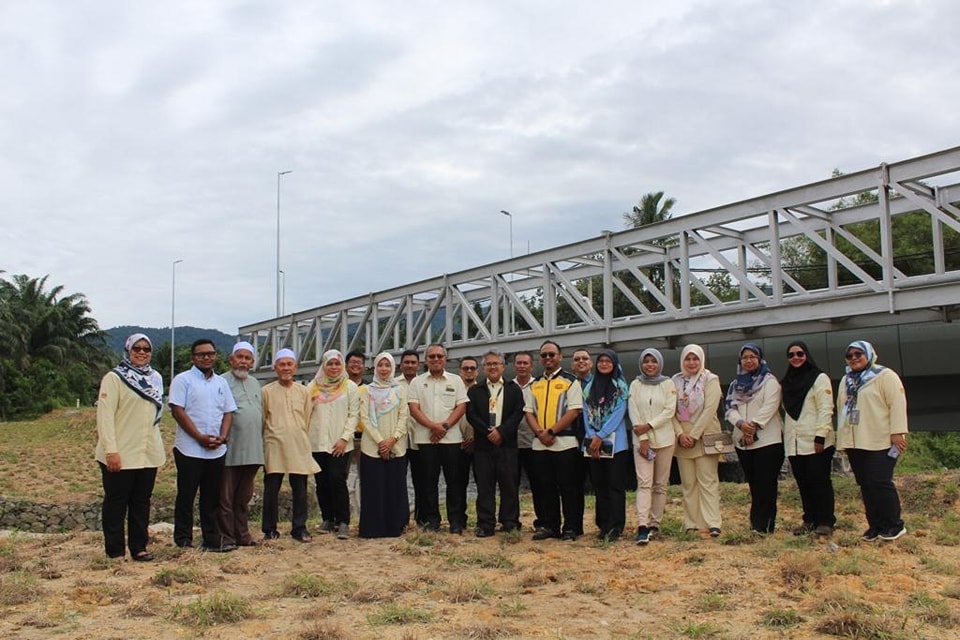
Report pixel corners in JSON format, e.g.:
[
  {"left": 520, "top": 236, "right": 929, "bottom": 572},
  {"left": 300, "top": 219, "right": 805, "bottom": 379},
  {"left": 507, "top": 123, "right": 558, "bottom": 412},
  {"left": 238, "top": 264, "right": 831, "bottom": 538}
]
[
  {"left": 169, "top": 339, "right": 237, "bottom": 551},
  {"left": 217, "top": 342, "right": 264, "bottom": 547},
  {"left": 524, "top": 340, "right": 584, "bottom": 541}
]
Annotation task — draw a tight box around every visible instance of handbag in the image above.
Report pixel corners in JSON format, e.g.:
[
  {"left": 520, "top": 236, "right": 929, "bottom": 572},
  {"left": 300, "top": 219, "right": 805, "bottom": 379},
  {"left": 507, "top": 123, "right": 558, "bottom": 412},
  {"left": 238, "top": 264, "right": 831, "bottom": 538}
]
[{"left": 701, "top": 432, "right": 735, "bottom": 456}]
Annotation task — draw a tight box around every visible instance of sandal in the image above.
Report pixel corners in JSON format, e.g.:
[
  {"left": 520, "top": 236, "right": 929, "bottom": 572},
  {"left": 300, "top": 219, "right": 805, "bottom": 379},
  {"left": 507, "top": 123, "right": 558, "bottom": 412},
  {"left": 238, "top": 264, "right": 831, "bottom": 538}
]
[{"left": 132, "top": 551, "right": 154, "bottom": 562}]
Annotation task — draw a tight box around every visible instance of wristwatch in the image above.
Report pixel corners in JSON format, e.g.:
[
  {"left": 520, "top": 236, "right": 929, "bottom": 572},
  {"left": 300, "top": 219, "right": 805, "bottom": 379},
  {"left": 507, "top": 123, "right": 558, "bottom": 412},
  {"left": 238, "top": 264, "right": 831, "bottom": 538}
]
[
  {"left": 546, "top": 428, "right": 555, "bottom": 436},
  {"left": 441, "top": 422, "right": 450, "bottom": 431}
]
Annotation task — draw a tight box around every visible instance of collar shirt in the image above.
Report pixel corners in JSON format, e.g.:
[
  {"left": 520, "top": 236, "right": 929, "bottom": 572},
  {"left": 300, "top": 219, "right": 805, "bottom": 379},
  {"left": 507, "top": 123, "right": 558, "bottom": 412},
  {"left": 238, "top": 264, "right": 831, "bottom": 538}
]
[
  {"left": 407, "top": 371, "right": 469, "bottom": 445},
  {"left": 170, "top": 366, "right": 237, "bottom": 459},
  {"left": 222, "top": 372, "right": 265, "bottom": 467},
  {"left": 525, "top": 368, "right": 582, "bottom": 452}
]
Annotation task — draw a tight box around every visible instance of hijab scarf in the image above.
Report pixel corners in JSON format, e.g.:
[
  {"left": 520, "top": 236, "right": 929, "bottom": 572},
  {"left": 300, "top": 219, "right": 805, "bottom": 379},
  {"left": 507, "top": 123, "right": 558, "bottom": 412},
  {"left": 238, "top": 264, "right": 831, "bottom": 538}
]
[
  {"left": 366, "top": 352, "right": 401, "bottom": 431},
  {"left": 584, "top": 349, "right": 629, "bottom": 428},
  {"left": 673, "top": 344, "right": 709, "bottom": 422},
  {"left": 780, "top": 341, "right": 823, "bottom": 421},
  {"left": 309, "top": 349, "right": 349, "bottom": 404},
  {"left": 637, "top": 348, "right": 669, "bottom": 385},
  {"left": 724, "top": 342, "right": 773, "bottom": 413},
  {"left": 112, "top": 333, "right": 163, "bottom": 425},
  {"left": 843, "top": 340, "right": 885, "bottom": 416}
]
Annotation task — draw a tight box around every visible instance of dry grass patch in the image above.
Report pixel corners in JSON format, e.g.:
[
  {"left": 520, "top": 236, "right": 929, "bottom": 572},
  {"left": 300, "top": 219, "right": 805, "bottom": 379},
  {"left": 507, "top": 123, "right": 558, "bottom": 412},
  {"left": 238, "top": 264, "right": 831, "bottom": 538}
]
[
  {"left": 444, "top": 549, "right": 514, "bottom": 569},
  {"left": 0, "top": 570, "right": 44, "bottom": 606},
  {"left": 151, "top": 565, "right": 208, "bottom": 587},
  {"left": 813, "top": 612, "right": 905, "bottom": 639},
  {"left": 516, "top": 569, "right": 555, "bottom": 588},
  {"left": 759, "top": 607, "right": 804, "bottom": 629},
  {"left": 907, "top": 590, "right": 960, "bottom": 629},
  {"left": 457, "top": 623, "right": 519, "bottom": 639},
  {"left": 778, "top": 551, "right": 824, "bottom": 589},
  {"left": 445, "top": 577, "right": 494, "bottom": 603},
  {"left": 0, "top": 541, "right": 23, "bottom": 572},
  {"left": 298, "top": 620, "right": 349, "bottom": 640},
  {"left": 366, "top": 603, "right": 434, "bottom": 626},
  {"left": 173, "top": 589, "right": 255, "bottom": 627},
  {"left": 123, "top": 593, "right": 167, "bottom": 618},
  {"left": 277, "top": 572, "right": 357, "bottom": 599},
  {"left": 72, "top": 580, "right": 132, "bottom": 605}
]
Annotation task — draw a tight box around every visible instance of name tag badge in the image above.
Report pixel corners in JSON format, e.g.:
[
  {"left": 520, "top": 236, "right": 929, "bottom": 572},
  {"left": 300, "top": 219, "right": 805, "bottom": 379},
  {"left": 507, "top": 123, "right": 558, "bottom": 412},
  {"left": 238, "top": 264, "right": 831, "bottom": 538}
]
[
  {"left": 849, "top": 409, "right": 860, "bottom": 425},
  {"left": 554, "top": 382, "right": 565, "bottom": 390},
  {"left": 488, "top": 412, "right": 497, "bottom": 427},
  {"left": 445, "top": 386, "right": 455, "bottom": 393}
]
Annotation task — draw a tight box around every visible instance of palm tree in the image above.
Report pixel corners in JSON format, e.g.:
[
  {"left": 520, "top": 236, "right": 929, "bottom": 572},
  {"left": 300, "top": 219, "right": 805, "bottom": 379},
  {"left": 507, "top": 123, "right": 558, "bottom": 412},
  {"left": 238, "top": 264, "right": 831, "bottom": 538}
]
[
  {"left": 623, "top": 191, "right": 676, "bottom": 229},
  {"left": 0, "top": 274, "right": 110, "bottom": 419}
]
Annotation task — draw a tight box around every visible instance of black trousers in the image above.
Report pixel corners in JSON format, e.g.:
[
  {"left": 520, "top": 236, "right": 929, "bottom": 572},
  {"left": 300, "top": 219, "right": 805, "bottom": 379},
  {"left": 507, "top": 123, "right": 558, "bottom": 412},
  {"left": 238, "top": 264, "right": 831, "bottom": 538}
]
[
  {"left": 789, "top": 447, "right": 837, "bottom": 527},
  {"left": 416, "top": 443, "right": 467, "bottom": 531},
  {"left": 846, "top": 448, "right": 903, "bottom": 533},
  {"left": 588, "top": 450, "right": 632, "bottom": 536},
  {"left": 313, "top": 451, "right": 352, "bottom": 525},
  {"left": 262, "top": 473, "right": 309, "bottom": 538},
  {"left": 173, "top": 448, "right": 225, "bottom": 547},
  {"left": 736, "top": 443, "right": 785, "bottom": 533},
  {"left": 530, "top": 448, "right": 584, "bottom": 535},
  {"left": 473, "top": 446, "right": 520, "bottom": 532},
  {"left": 99, "top": 463, "right": 157, "bottom": 558}
]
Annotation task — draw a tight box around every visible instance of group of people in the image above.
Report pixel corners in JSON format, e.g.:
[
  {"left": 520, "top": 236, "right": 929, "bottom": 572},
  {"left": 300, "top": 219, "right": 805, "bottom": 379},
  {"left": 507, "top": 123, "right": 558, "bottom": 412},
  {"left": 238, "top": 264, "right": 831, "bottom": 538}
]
[{"left": 95, "top": 333, "right": 909, "bottom": 560}]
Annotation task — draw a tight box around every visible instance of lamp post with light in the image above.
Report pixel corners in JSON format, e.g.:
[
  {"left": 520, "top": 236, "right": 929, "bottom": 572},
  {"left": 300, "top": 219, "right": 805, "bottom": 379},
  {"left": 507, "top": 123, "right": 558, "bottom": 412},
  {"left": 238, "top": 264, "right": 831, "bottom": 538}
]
[{"left": 276, "top": 170, "right": 292, "bottom": 317}]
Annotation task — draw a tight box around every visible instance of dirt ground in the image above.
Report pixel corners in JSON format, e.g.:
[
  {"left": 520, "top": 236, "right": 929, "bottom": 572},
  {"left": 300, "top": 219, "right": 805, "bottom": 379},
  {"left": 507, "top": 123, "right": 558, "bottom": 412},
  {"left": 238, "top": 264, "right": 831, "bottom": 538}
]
[{"left": 3, "top": 476, "right": 960, "bottom": 640}]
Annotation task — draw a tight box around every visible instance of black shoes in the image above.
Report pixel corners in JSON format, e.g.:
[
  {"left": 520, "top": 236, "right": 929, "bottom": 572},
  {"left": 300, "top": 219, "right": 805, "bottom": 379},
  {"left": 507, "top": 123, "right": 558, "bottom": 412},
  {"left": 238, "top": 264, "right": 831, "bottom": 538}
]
[
  {"left": 532, "top": 527, "right": 558, "bottom": 540},
  {"left": 475, "top": 528, "right": 495, "bottom": 538},
  {"left": 262, "top": 530, "right": 281, "bottom": 541},
  {"left": 201, "top": 543, "right": 237, "bottom": 553}
]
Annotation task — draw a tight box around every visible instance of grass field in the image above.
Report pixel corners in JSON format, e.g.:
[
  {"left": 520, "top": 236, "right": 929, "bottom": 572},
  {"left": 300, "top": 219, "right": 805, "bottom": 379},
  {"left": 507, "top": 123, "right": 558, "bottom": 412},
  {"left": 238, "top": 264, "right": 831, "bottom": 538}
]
[{"left": 1, "top": 409, "right": 960, "bottom": 638}]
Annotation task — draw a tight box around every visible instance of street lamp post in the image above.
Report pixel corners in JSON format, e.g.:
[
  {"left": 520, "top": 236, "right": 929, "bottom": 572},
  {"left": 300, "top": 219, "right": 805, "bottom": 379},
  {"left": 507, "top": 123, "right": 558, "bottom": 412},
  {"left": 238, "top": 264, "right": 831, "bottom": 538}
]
[
  {"left": 276, "top": 170, "right": 292, "bottom": 317},
  {"left": 500, "top": 210, "right": 513, "bottom": 258},
  {"left": 279, "top": 269, "right": 285, "bottom": 315},
  {"left": 171, "top": 259, "right": 183, "bottom": 388}
]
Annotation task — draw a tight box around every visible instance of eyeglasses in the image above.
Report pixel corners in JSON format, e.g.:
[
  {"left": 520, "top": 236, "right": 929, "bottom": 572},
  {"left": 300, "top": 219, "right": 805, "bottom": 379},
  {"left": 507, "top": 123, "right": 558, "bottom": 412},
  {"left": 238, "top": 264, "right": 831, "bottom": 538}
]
[
  {"left": 845, "top": 351, "right": 865, "bottom": 360},
  {"left": 740, "top": 355, "right": 759, "bottom": 361},
  {"left": 572, "top": 356, "right": 591, "bottom": 362},
  {"left": 787, "top": 351, "right": 805, "bottom": 358},
  {"left": 193, "top": 351, "right": 217, "bottom": 358},
  {"left": 540, "top": 352, "right": 559, "bottom": 358},
  {"left": 130, "top": 346, "right": 152, "bottom": 353},
  {"left": 426, "top": 354, "right": 445, "bottom": 360},
  {"left": 460, "top": 366, "right": 477, "bottom": 371}
]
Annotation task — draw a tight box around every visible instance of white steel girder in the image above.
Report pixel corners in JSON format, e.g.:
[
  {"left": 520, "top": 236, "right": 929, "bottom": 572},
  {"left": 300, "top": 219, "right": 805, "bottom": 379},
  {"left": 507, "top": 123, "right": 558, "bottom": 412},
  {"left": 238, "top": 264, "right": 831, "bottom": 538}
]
[{"left": 241, "top": 146, "right": 960, "bottom": 376}]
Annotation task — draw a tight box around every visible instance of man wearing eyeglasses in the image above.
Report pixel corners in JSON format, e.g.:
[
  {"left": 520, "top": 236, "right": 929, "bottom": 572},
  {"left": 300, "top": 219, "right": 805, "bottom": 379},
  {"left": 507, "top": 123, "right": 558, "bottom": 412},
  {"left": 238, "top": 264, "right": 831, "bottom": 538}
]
[
  {"left": 169, "top": 339, "right": 237, "bottom": 552},
  {"left": 524, "top": 340, "right": 584, "bottom": 541},
  {"left": 407, "top": 343, "right": 470, "bottom": 533}
]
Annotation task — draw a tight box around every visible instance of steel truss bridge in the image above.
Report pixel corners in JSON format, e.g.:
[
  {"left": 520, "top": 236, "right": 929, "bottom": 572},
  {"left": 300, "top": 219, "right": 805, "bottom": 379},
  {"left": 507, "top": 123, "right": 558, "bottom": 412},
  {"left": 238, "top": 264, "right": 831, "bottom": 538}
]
[{"left": 240, "top": 146, "right": 960, "bottom": 381}]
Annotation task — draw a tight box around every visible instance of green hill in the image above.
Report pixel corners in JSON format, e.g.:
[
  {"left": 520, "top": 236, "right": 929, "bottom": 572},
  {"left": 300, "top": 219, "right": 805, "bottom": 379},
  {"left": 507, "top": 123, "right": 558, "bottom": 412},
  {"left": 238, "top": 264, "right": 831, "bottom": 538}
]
[{"left": 104, "top": 325, "right": 237, "bottom": 356}]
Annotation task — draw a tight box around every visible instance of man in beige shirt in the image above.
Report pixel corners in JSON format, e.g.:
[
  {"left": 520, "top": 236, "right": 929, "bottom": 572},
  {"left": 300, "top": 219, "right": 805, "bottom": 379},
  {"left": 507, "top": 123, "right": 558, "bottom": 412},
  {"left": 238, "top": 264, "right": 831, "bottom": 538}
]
[
  {"left": 261, "top": 348, "right": 320, "bottom": 543},
  {"left": 407, "top": 343, "right": 469, "bottom": 533}
]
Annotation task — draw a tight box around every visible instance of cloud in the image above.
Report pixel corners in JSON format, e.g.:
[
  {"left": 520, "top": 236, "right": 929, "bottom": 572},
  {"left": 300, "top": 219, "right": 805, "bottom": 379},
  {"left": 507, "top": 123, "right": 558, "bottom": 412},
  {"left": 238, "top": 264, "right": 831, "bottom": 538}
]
[{"left": 1, "top": 0, "right": 958, "bottom": 334}]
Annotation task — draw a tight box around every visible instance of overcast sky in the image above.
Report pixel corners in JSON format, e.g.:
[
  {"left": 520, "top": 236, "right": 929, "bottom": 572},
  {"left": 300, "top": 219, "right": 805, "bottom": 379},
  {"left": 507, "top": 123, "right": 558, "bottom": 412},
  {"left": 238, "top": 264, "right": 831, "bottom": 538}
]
[{"left": 2, "top": 0, "right": 958, "bottom": 335}]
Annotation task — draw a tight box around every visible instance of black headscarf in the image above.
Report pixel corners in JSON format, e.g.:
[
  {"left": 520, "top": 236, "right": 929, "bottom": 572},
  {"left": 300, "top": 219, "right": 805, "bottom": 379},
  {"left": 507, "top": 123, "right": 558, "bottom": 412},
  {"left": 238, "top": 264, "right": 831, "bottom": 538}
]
[{"left": 780, "top": 341, "right": 823, "bottom": 421}]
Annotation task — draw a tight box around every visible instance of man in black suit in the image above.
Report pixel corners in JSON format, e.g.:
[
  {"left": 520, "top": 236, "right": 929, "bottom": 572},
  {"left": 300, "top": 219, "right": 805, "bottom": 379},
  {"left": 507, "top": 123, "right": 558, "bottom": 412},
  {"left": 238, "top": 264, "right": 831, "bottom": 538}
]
[{"left": 467, "top": 348, "right": 525, "bottom": 537}]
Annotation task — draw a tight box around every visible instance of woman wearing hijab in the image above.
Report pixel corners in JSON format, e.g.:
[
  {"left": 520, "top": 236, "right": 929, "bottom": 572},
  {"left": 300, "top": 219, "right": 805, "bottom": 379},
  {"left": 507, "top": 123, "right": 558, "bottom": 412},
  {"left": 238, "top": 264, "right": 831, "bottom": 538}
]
[
  {"left": 673, "top": 344, "right": 723, "bottom": 537},
  {"left": 307, "top": 349, "right": 360, "bottom": 540},
  {"left": 628, "top": 348, "right": 679, "bottom": 544},
  {"left": 95, "top": 333, "right": 165, "bottom": 561},
  {"left": 725, "top": 343, "right": 784, "bottom": 534},
  {"left": 781, "top": 341, "right": 836, "bottom": 536},
  {"left": 582, "top": 349, "right": 631, "bottom": 542},
  {"left": 837, "top": 340, "right": 908, "bottom": 541},
  {"left": 358, "top": 352, "right": 410, "bottom": 538}
]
